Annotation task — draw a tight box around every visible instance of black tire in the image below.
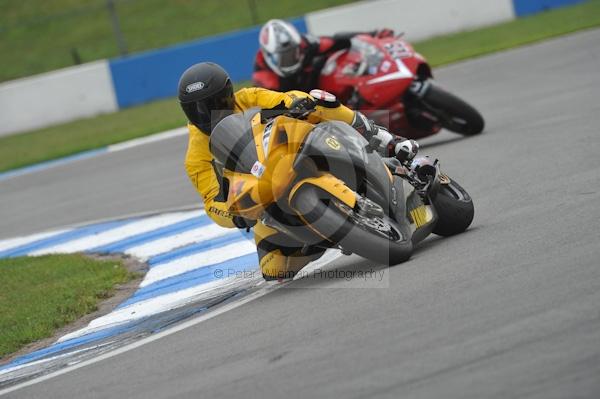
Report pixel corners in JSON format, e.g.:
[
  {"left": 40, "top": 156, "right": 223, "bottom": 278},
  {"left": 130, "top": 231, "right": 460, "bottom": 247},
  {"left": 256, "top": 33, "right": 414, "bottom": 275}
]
[
  {"left": 422, "top": 82, "right": 485, "bottom": 136},
  {"left": 432, "top": 178, "right": 474, "bottom": 236},
  {"left": 290, "top": 186, "right": 413, "bottom": 265}
]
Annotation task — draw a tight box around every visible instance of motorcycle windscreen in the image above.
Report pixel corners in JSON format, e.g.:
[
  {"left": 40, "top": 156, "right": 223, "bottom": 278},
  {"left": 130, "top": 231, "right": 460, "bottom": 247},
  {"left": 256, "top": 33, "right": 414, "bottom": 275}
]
[
  {"left": 295, "top": 121, "right": 395, "bottom": 209},
  {"left": 343, "top": 38, "right": 384, "bottom": 76},
  {"left": 210, "top": 110, "right": 259, "bottom": 173},
  {"left": 296, "top": 122, "right": 374, "bottom": 183}
]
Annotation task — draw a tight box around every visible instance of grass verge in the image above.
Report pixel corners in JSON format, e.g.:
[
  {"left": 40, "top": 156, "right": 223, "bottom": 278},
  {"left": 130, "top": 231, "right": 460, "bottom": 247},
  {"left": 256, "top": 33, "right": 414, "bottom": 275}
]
[
  {"left": 0, "top": 254, "right": 134, "bottom": 359},
  {"left": 0, "top": 0, "right": 355, "bottom": 82},
  {"left": 415, "top": 0, "right": 600, "bottom": 65},
  {"left": 1, "top": 0, "right": 599, "bottom": 173},
  {"left": 0, "top": 97, "right": 186, "bottom": 173}
]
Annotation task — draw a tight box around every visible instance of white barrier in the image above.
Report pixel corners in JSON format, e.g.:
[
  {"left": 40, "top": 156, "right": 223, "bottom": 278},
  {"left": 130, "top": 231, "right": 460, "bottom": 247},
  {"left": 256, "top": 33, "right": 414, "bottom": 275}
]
[
  {"left": 1, "top": 0, "right": 575, "bottom": 137},
  {"left": 0, "top": 61, "right": 118, "bottom": 137},
  {"left": 306, "top": 0, "right": 515, "bottom": 41}
]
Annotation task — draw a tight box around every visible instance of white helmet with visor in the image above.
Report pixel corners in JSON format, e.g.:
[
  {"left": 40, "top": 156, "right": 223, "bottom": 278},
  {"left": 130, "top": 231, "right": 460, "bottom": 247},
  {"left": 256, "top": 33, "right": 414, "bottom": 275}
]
[{"left": 259, "top": 19, "right": 304, "bottom": 77}]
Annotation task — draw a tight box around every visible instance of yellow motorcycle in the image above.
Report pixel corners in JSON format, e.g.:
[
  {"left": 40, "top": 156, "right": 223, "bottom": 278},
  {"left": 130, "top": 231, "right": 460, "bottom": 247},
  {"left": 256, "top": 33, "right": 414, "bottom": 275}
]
[{"left": 210, "top": 108, "right": 474, "bottom": 265}]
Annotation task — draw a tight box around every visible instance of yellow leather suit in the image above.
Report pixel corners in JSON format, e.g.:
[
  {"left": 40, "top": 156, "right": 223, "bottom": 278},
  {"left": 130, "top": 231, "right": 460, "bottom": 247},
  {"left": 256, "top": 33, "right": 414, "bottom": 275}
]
[{"left": 184, "top": 87, "right": 355, "bottom": 279}]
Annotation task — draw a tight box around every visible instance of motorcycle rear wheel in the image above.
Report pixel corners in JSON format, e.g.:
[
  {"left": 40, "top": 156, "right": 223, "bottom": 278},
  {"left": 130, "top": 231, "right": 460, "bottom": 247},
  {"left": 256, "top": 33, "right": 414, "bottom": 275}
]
[
  {"left": 422, "top": 82, "right": 485, "bottom": 136},
  {"left": 432, "top": 177, "right": 474, "bottom": 236}
]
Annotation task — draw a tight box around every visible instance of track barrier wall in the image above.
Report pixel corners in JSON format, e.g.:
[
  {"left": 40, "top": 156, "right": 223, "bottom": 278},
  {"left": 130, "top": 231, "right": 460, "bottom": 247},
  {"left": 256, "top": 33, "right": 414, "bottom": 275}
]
[
  {"left": 0, "top": 61, "right": 117, "bottom": 137},
  {"left": 0, "top": 0, "right": 585, "bottom": 136}
]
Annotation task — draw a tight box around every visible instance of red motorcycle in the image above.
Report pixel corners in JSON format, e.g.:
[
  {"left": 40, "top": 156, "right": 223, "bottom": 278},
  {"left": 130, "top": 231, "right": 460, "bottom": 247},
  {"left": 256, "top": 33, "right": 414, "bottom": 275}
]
[{"left": 318, "top": 34, "right": 485, "bottom": 139}]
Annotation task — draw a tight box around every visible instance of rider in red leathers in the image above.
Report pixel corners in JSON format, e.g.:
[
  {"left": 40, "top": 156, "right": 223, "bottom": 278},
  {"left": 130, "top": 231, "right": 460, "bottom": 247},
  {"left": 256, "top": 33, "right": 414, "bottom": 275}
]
[{"left": 253, "top": 19, "right": 394, "bottom": 93}]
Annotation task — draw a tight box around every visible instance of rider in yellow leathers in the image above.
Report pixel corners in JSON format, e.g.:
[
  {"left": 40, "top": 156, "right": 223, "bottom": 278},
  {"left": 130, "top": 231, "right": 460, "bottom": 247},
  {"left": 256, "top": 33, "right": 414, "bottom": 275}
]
[{"left": 179, "top": 62, "right": 418, "bottom": 280}]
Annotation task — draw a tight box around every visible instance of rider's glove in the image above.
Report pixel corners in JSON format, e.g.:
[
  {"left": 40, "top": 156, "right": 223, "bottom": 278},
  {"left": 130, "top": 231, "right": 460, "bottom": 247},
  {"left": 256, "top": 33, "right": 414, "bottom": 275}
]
[
  {"left": 351, "top": 112, "right": 398, "bottom": 151},
  {"left": 287, "top": 97, "right": 316, "bottom": 119},
  {"left": 232, "top": 216, "right": 257, "bottom": 232},
  {"left": 391, "top": 138, "right": 419, "bottom": 163},
  {"left": 351, "top": 111, "right": 419, "bottom": 161}
]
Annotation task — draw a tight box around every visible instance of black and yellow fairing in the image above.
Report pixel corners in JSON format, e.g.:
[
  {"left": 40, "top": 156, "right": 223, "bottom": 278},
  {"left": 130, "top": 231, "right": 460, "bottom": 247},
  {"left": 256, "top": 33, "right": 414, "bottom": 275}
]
[
  {"left": 210, "top": 110, "right": 355, "bottom": 217},
  {"left": 210, "top": 109, "right": 437, "bottom": 244}
]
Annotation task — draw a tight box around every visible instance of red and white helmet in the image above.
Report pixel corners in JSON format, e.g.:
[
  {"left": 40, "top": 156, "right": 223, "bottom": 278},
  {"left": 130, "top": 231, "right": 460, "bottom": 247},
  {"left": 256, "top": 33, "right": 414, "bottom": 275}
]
[{"left": 259, "top": 19, "right": 304, "bottom": 77}]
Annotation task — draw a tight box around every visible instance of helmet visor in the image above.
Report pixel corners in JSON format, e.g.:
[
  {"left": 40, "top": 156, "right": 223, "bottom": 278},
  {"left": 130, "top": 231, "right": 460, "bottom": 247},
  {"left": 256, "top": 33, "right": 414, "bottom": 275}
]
[
  {"left": 268, "top": 47, "right": 302, "bottom": 76},
  {"left": 183, "top": 80, "right": 234, "bottom": 133}
]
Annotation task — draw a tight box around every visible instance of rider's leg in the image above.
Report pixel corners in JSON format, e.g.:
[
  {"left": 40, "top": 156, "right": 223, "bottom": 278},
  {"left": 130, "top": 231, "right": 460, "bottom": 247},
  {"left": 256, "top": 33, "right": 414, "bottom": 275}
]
[{"left": 254, "top": 222, "right": 325, "bottom": 280}]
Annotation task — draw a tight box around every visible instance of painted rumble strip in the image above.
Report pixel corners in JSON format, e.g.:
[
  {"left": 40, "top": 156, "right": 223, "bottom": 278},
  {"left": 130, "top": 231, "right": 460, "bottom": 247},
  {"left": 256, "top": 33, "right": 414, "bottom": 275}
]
[{"left": 0, "top": 208, "right": 259, "bottom": 377}]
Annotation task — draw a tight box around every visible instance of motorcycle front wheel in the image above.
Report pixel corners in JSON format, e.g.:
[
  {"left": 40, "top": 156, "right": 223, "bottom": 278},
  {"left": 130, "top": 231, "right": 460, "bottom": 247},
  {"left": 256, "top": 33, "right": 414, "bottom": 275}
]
[
  {"left": 290, "top": 185, "right": 413, "bottom": 266},
  {"left": 431, "top": 177, "right": 474, "bottom": 236},
  {"left": 421, "top": 81, "right": 485, "bottom": 136}
]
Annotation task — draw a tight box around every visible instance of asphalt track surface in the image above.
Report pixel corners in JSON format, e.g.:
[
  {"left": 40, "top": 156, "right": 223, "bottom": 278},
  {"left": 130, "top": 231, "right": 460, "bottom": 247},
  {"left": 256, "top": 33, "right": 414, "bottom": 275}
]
[
  {"left": 2, "top": 29, "right": 600, "bottom": 398},
  {"left": 0, "top": 133, "right": 198, "bottom": 239}
]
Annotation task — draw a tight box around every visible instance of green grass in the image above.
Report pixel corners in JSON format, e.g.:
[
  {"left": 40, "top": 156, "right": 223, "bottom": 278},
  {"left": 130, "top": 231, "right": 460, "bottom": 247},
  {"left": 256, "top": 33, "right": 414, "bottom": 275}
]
[
  {"left": 415, "top": 0, "right": 600, "bottom": 66},
  {"left": 1, "top": 0, "right": 600, "bottom": 173},
  {"left": 0, "top": 97, "right": 185, "bottom": 172},
  {"left": 0, "top": 254, "right": 133, "bottom": 359},
  {"left": 0, "top": 0, "right": 355, "bottom": 82}
]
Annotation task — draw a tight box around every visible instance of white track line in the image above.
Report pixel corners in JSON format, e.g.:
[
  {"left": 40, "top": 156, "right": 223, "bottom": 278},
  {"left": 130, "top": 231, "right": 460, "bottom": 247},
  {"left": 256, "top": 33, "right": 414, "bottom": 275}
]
[
  {"left": 0, "top": 249, "right": 342, "bottom": 393},
  {"left": 107, "top": 127, "right": 187, "bottom": 152},
  {"left": 0, "top": 345, "right": 107, "bottom": 377},
  {"left": 58, "top": 273, "right": 263, "bottom": 342},
  {"left": 0, "top": 127, "right": 188, "bottom": 183},
  {"left": 0, "top": 281, "right": 282, "bottom": 397}
]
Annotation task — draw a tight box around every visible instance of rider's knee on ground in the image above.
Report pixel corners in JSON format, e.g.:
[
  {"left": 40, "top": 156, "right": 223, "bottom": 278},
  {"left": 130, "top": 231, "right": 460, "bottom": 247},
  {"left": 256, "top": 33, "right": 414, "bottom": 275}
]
[
  {"left": 254, "top": 222, "right": 325, "bottom": 280},
  {"left": 259, "top": 248, "right": 324, "bottom": 280}
]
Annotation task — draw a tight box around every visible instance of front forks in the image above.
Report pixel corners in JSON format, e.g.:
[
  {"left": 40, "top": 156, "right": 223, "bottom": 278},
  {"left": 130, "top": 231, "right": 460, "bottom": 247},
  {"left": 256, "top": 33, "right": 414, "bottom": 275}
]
[{"left": 408, "top": 79, "right": 432, "bottom": 99}]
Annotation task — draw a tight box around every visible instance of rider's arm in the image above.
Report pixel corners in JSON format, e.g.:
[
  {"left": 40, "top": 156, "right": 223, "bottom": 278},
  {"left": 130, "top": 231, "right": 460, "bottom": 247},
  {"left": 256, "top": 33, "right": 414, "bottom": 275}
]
[
  {"left": 316, "top": 29, "right": 396, "bottom": 54},
  {"left": 236, "top": 87, "right": 416, "bottom": 161},
  {"left": 184, "top": 124, "right": 236, "bottom": 229},
  {"left": 236, "top": 86, "right": 355, "bottom": 125},
  {"left": 333, "top": 29, "right": 394, "bottom": 41},
  {"left": 315, "top": 36, "right": 350, "bottom": 54},
  {"left": 235, "top": 87, "right": 295, "bottom": 109},
  {"left": 237, "top": 87, "right": 355, "bottom": 123},
  {"left": 284, "top": 89, "right": 356, "bottom": 124}
]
